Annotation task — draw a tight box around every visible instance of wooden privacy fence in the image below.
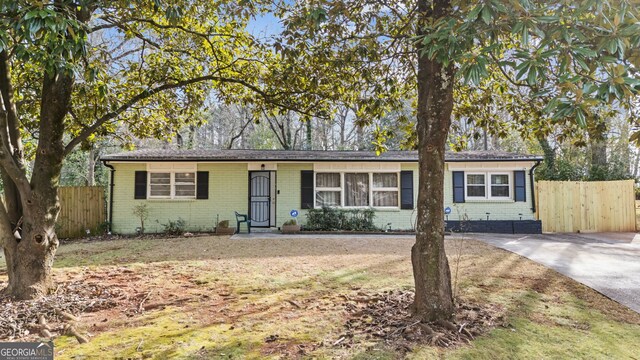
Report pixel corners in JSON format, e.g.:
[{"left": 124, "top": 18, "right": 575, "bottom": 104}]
[
  {"left": 535, "top": 180, "right": 636, "bottom": 233},
  {"left": 57, "top": 186, "right": 105, "bottom": 238}
]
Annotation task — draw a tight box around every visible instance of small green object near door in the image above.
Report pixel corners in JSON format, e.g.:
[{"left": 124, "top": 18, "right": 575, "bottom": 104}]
[{"left": 235, "top": 211, "right": 251, "bottom": 234}]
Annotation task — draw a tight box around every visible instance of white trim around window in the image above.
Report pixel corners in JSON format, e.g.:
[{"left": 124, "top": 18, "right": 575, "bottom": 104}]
[
  {"left": 146, "top": 163, "right": 197, "bottom": 200},
  {"left": 465, "top": 171, "right": 512, "bottom": 200},
  {"left": 315, "top": 172, "right": 342, "bottom": 207},
  {"left": 148, "top": 172, "right": 197, "bottom": 199},
  {"left": 314, "top": 171, "right": 401, "bottom": 209}
]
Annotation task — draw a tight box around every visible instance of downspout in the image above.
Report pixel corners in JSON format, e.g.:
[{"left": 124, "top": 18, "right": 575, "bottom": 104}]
[
  {"left": 529, "top": 160, "right": 542, "bottom": 213},
  {"left": 103, "top": 161, "right": 115, "bottom": 234}
]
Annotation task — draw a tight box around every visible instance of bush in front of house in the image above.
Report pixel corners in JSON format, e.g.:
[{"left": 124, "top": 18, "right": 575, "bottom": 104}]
[
  {"left": 162, "top": 218, "right": 186, "bottom": 235},
  {"left": 304, "top": 207, "right": 377, "bottom": 231},
  {"left": 132, "top": 203, "right": 150, "bottom": 233}
]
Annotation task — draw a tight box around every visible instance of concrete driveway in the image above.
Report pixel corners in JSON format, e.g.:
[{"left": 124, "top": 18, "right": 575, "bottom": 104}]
[{"left": 471, "top": 232, "right": 640, "bottom": 313}]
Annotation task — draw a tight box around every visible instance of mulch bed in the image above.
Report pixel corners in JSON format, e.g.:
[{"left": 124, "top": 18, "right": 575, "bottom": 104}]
[
  {"left": 59, "top": 232, "right": 216, "bottom": 243},
  {"left": 0, "top": 281, "right": 122, "bottom": 341},
  {"left": 336, "top": 290, "right": 504, "bottom": 352},
  {"left": 300, "top": 230, "right": 416, "bottom": 235}
]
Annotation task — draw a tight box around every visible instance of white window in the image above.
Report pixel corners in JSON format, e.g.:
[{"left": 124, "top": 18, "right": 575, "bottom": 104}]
[
  {"left": 316, "top": 173, "right": 341, "bottom": 207},
  {"left": 174, "top": 172, "right": 196, "bottom": 198},
  {"left": 315, "top": 171, "right": 400, "bottom": 208},
  {"left": 345, "top": 173, "right": 370, "bottom": 207},
  {"left": 148, "top": 172, "right": 196, "bottom": 199},
  {"left": 490, "top": 173, "right": 510, "bottom": 198},
  {"left": 372, "top": 173, "right": 399, "bottom": 207},
  {"left": 465, "top": 172, "right": 511, "bottom": 200},
  {"left": 149, "top": 173, "right": 171, "bottom": 198}
]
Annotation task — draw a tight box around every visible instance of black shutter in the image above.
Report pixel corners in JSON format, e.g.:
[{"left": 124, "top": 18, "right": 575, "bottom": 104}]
[
  {"left": 196, "top": 171, "right": 209, "bottom": 199},
  {"left": 514, "top": 170, "right": 526, "bottom": 202},
  {"left": 134, "top": 171, "right": 147, "bottom": 199},
  {"left": 452, "top": 171, "right": 465, "bottom": 203},
  {"left": 301, "top": 170, "right": 314, "bottom": 209},
  {"left": 400, "top": 171, "right": 414, "bottom": 209}
]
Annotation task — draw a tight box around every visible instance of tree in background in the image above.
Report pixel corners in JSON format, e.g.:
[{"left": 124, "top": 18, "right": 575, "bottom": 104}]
[
  {"left": 278, "top": 0, "right": 640, "bottom": 321},
  {"left": 453, "top": 62, "right": 639, "bottom": 181},
  {"left": 169, "top": 102, "right": 379, "bottom": 151}
]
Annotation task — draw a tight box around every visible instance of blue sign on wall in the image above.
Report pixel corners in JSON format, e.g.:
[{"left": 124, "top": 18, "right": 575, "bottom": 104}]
[
  {"left": 444, "top": 207, "right": 452, "bottom": 215},
  {"left": 290, "top": 209, "right": 299, "bottom": 218}
]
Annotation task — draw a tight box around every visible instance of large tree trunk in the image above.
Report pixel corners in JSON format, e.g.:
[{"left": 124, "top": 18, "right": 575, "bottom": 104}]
[
  {"left": 3, "top": 204, "right": 59, "bottom": 300},
  {"left": 1, "top": 173, "right": 59, "bottom": 300},
  {"left": 2, "top": 71, "right": 70, "bottom": 299},
  {"left": 411, "top": 0, "right": 455, "bottom": 322}
]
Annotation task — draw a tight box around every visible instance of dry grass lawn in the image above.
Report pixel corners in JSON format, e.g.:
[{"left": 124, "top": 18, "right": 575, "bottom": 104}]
[{"left": 1, "top": 234, "right": 639, "bottom": 359}]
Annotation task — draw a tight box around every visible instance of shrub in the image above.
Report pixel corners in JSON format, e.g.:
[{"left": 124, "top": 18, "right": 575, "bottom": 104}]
[
  {"left": 162, "top": 218, "right": 186, "bottom": 235},
  {"left": 217, "top": 220, "right": 230, "bottom": 228},
  {"left": 305, "top": 207, "right": 377, "bottom": 231},
  {"left": 282, "top": 219, "right": 297, "bottom": 226},
  {"left": 132, "top": 204, "right": 149, "bottom": 233},
  {"left": 98, "top": 221, "right": 111, "bottom": 234}
]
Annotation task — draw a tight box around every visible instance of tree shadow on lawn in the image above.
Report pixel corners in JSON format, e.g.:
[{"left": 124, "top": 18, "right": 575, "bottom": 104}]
[
  {"left": 57, "top": 237, "right": 639, "bottom": 359},
  {"left": 55, "top": 258, "right": 412, "bottom": 359},
  {"left": 5, "top": 235, "right": 639, "bottom": 358},
  {"left": 451, "top": 241, "right": 640, "bottom": 359}
]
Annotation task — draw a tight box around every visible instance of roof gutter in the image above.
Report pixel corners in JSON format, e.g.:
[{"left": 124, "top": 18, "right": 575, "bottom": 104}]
[
  {"left": 529, "top": 160, "right": 542, "bottom": 213},
  {"left": 100, "top": 157, "right": 545, "bottom": 163},
  {"left": 102, "top": 161, "right": 115, "bottom": 234}
]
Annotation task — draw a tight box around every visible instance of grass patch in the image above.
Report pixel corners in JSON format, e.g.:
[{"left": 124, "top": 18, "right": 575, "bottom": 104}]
[{"left": 1, "top": 235, "right": 639, "bottom": 359}]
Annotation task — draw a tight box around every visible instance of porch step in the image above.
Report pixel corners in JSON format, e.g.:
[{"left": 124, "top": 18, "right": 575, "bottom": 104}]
[{"left": 249, "top": 227, "right": 279, "bottom": 233}]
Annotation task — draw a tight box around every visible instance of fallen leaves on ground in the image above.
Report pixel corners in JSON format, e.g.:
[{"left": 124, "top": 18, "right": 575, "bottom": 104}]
[
  {"left": 338, "top": 290, "right": 504, "bottom": 352},
  {"left": 0, "top": 281, "right": 121, "bottom": 341}
]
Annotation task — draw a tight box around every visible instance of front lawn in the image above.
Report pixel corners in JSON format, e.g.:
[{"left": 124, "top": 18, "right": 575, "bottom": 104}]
[{"left": 1, "top": 235, "right": 639, "bottom": 359}]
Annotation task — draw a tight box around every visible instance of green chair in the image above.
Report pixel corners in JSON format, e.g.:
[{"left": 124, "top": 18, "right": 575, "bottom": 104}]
[{"left": 234, "top": 211, "right": 251, "bottom": 234}]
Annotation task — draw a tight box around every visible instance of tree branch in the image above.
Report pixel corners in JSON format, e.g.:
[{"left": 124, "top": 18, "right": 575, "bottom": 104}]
[
  {"left": 0, "top": 195, "right": 13, "bottom": 246},
  {"left": 64, "top": 74, "right": 313, "bottom": 155},
  {"left": 0, "top": 51, "right": 22, "bottom": 153},
  {"left": 488, "top": 52, "right": 532, "bottom": 88},
  {"left": 0, "top": 53, "right": 30, "bottom": 195},
  {"left": 0, "top": 111, "right": 30, "bottom": 196},
  {"left": 226, "top": 110, "right": 254, "bottom": 149},
  {"left": 262, "top": 109, "right": 288, "bottom": 149}
]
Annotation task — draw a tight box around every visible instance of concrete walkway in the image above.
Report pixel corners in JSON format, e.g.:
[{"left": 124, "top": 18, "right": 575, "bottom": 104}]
[{"left": 471, "top": 232, "right": 640, "bottom": 313}]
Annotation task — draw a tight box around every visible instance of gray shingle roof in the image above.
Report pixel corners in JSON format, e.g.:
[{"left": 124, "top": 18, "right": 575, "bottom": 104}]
[{"left": 101, "top": 149, "right": 543, "bottom": 162}]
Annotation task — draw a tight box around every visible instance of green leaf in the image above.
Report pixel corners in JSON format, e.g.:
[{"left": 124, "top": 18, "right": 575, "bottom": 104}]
[
  {"left": 515, "top": 62, "right": 530, "bottom": 80},
  {"left": 575, "top": 108, "right": 586, "bottom": 127},
  {"left": 521, "top": 24, "right": 529, "bottom": 45},
  {"left": 536, "top": 16, "right": 559, "bottom": 23},
  {"left": 467, "top": 5, "right": 483, "bottom": 21},
  {"left": 572, "top": 46, "right": 597, "bottom": 57},
  {"left": 24, "top": 10, "right": 39, "bottom": 20},
  {"left": 481, "top": 6, "right": 492, "bottom": 25},
  {"left": 527, "top": 66, "right": 537, "bottom": 86}
]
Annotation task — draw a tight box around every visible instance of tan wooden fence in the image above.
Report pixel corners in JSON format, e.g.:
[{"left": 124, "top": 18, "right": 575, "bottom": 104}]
[
  {"left": 535, "top": 180, "right": 636, "bottom": 233},
  {"left": 57, "top": 186, "right": 105, "bottom": 238}
]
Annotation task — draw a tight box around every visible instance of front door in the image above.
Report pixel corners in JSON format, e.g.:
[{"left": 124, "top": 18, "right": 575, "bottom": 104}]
[{"left": 249, "top": 171, "right": 272, "bottom": 227}]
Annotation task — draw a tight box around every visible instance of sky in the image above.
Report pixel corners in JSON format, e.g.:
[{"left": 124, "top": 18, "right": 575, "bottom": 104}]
[{"left": 247, "top": 13, "right": 283, "bottom": 38}]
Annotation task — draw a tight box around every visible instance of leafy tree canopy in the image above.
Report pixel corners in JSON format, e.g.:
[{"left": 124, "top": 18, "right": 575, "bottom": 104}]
[
  {"left": 276, "top": 0, "right": 640, "bottom": 152},
  {"left": 0, "top": 0, "right": 330, "bottom": 161}
]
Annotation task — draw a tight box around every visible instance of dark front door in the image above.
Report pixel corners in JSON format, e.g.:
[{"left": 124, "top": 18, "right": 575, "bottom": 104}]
[{"left": 249, "top": 171, "right": 271, "bottom": 227}]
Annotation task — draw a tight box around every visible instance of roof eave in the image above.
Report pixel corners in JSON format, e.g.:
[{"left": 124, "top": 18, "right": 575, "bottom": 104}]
[{"left": 101, "top": 157, "right": 543, "bottom": 163}]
